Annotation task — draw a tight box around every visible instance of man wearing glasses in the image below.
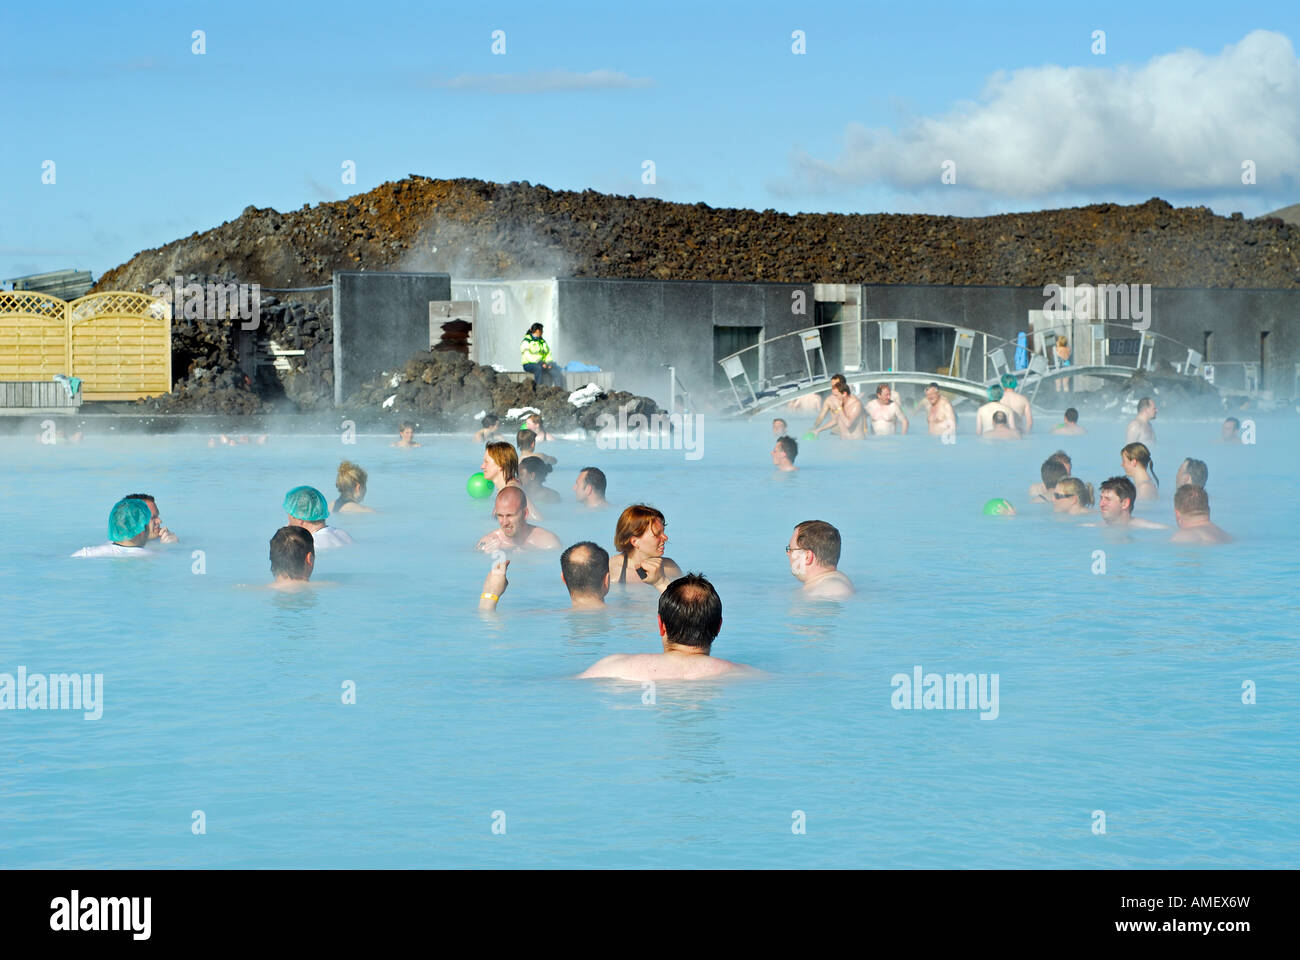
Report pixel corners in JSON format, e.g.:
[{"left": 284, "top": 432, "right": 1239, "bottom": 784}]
[{"left": 786, "top": 520, "right": 854, "bottom": 599}]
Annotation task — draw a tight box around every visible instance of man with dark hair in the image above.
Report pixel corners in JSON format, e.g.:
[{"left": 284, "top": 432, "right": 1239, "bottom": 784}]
[
  {"left": 471, "top": 416, "right": 497, "bottom": 445},
  {"left": 578, "top": 574, "right": 756, "bottom": 680},
  {"left": 1053, "top": 407, "right": 1085, "bottom": 435},
  {"left": 268, "top": 526, "right": 315, "bottom": 589},
  {"left": 126, "top": 493, "right": 179, "bottom": 543},
  {"left": 772, "top": 435, "right": 798, "bottom": 472},
  {"left": 1222, "top": 418, "right": 1241, "bottom": 443},
  {"left": 811, "top": 374, "right": 849, "bottom": 433},
  {"left": 521, "top": 323, "right": 563, "bottom": 387},
  {"left": 478, "top": 541, "right": 612, "bottom": 611},
  {"left": 1028, "top": 457, "right": 1069, "bottom": 502},
  {"left": 573, "top": 467, "right": 609, "bottom": 508},
  {"left": 1171, "top": 484, "right": 1232, "bottom": 543},
  {"left": 772, "top": 418, "right": 788, "bottom": 437},
  {"left": 1127, "top": 397, "right": 1157, "bottom": 444},
  {"left": 982, "top": 409, "right": 1020, "bottom": 440},
  {"left": 1098, "top": 476, "right": 1166, "bottom": 529},
  {"left": 516, "top": 428, "right": 557, "bottom": 466},
  {"left": 787, "top": 520, "right": 853, "bottom": 598},
  {"left": 813, "top": 380, "right": 864, "bottom": 439},
  {"left": 1176, "top": 458, "right": 1208, "bottom": 489},
  {"left": 865, "top": 383, "right": 909, "bottom": 435}
]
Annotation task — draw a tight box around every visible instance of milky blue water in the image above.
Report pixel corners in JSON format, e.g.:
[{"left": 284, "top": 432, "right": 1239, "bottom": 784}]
[{"left": 0, "top": 413, "right": 1296, "bottom": 867}]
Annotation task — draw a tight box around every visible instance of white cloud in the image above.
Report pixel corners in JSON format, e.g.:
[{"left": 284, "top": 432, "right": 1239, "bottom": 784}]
[
  {"left": 433, "top": 69, "right": 651, "bottom": 94},
  {"left": 786, "top": 30, "right": 1300, "bottom": 200}
]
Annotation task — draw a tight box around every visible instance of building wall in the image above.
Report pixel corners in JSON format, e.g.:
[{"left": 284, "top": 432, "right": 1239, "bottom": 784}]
[
  {"left": 332, "top": 270, "right": 451, "bottom": 404},
  {"left": 860, "top": 284, "right": 1300, "bottom": 397}
]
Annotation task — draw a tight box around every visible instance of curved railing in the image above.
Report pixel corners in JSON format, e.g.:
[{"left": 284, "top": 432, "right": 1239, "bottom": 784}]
[{"left": 715, "top": 317, "right": 1208, "bottom": 414}]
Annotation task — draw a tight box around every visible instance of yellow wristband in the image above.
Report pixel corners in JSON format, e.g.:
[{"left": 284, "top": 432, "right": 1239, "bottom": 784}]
[{"left": 480, "top": 592, "right": 499, "bottom": 602}]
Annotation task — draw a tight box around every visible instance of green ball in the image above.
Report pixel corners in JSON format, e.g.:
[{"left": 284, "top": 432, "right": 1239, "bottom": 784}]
[
  {"left": 982, "top": 497, "right": 1014, "bottom": 516},
  {"left": 467, "top": 472, "right": 495, "bottom": 499},
  {"left": 803, "top": 431, "right": 817, "bottom": 441}
]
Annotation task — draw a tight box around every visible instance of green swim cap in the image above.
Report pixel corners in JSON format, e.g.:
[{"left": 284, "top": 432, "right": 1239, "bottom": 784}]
[
  {"left": 108, "top": 497, "right": 152, "bottom": 541},
  {"left": 1000, "top": 373, "right": 1018, "bottom": 389},
  {"left": 982, "top": 497, "right": 1014, "bottom": 516},
  {"left": 987, "top": 385, "right": 1004, "bottom": 402},
  {"left": 283, "top": 485, "right": 329, "bottom": 522}
]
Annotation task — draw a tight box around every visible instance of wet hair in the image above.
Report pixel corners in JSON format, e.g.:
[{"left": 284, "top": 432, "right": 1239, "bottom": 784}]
[
  {"left": 1040, "top": 457, "right": 1069, "bottom": 490},
  {"left": 992, "top": 410, "right": 1008, "bottom": 425},
  {"left": 658, "top": 574, "right": 722, "bottom": 650},
  {"left": 833, "top": 380, "right": 851, "bottom": 395},
  {"left": 399, "top": 421, "right": 416, "bottom": 432},
  {"left": 1122, "top": 441, "right": 1159, "bottom": 487},
  {"left": 830, "top": 373, "right": 846, "bottom": 387},
  {"left": 1224, "top": 417, "right": 1240, "bottom": 430},
  {"left": 485, "top": 441, "right": 519, "bottom": 482},
  {"left": 794, "top": 519, "right": 842, "bottom": 568},
  {"left": 926, "top": 382, "right": 940, "bottom": 392},
  {"left": 1181, "top": 458, "right": 1208, "bottom": 487},
  {"left": 1174, "top": 483, "right": 1210, "bottom": 517},
  {"left": 480, "top": 415, "right": 498, "bottom": 429},
  {"left": 1138, "top": 397, "right": 1155, "bottom": 413},
  {"left": 1056, "top": 477, "right": 1094, "bottom": 507},
  {"left": 335, "top": 461, "right": 367, "bottom": 503},
  {"left": 772, "top": 418, "right": 787, "bottom": 429},
  {"left": 775, "top": 435, "right": 798, "bottom": 462},
  {"left": 269, "top": 525, "right": 313, "bottom": 579},
  {"left": 516, "top": 429, "right": 537, "bottom": 454},
  {"left": 578, "top": 466, "right": 606, "bottom": 497},
  {"left": 614, "top": 504, "right": 666, "bottom": 556},
  {"left": 560, "top": 541, "right": 610, "bottom": 596},
  {"left": 1049, "top": 450, "right": 1072, "bottom": 470},
  {"left": 1100, "top": 476, "right": 1137, "bottom": 513},
  {"left": 519, "top": 455, "right": 552, "bottom": 481},
  {"left": 1064, "top": 407, "right": 1079, "bottom": 424}
]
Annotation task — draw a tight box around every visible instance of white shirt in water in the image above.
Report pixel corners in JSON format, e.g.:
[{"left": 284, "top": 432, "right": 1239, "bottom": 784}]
[
  {"left": 310, "top": 525, "right": 354, "bottom": 549},
  {"left": 70, "top": 542, "right": 154, "bottom": 558}
]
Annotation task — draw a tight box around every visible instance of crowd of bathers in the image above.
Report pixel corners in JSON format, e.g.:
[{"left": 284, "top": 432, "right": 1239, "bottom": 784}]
[{"left": 67, "top": 386, "right": 1237, "bottom": 679}]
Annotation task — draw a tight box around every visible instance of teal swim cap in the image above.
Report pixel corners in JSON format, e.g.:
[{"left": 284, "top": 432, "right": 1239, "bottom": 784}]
[
  {"left": 982, "top": 497, "right": 1014, "bottom": 516},
  {"left": 1000, "top": 373, "right": 1018, "bottom": 389},
  {"left": 108, "top": 497, "right": 152, "bottom": 541},
  {"left": 283, "top": 486, "right": 329, "bottom": 522},
  {"left": 987, "top": 385, "right": 1004, "bottom": 402}
]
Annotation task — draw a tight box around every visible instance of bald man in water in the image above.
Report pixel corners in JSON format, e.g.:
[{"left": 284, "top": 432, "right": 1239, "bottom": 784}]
[{"left": 476, "top": 486, "right": 561, "bottom": 552}]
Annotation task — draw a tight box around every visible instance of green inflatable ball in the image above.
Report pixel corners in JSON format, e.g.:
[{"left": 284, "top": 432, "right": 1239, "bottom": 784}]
[
  {"left": 803, "top": 431, "right": 817, "bottom": 441},
  {"left": 982, "top": 497, "right": 1015, "bottom": 516},
  {"left": 467, "top": 472, "right": 495, "bottom": 499}
]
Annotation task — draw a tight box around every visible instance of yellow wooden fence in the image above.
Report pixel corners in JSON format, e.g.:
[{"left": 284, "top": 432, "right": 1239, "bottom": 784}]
[{"left": 0, "top": 291, "right": 171, "bottom": 401}]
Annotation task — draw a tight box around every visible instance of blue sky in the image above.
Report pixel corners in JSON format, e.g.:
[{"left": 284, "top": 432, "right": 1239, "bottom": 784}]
[{"left": 2, "top": 0, "right": 1298, "bottom": 281}]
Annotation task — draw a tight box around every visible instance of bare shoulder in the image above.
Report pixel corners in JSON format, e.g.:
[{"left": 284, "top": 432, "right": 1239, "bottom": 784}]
[{"left": 577, "top": 654, "right": 632, "bottom": 679}]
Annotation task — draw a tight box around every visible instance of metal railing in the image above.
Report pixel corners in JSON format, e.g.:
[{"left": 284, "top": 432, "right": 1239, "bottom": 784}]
[{"left": 714, "top": 317, "right": 1206, "bottom": 412}]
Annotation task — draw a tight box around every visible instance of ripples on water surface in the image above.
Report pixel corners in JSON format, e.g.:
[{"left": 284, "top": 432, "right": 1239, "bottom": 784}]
[{"left": 0, "top": 417, "right": 1295, "bottom": 867}]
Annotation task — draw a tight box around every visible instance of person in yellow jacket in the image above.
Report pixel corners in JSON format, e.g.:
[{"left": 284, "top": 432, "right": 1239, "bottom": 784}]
[{"left": 521, "top": 323, "right": 564, "bottom": 388}]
